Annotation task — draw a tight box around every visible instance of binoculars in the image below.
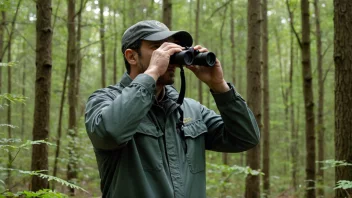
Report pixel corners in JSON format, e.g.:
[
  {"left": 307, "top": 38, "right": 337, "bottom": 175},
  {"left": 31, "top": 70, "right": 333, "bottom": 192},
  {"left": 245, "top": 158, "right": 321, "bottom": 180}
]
[{"left": 170, "top": 47, "right": 216, "bottom": 67}]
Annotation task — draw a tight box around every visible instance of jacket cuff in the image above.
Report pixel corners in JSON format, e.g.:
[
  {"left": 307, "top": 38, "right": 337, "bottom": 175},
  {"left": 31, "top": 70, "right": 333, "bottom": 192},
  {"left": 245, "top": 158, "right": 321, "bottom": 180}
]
[
  {"left": 211, "top": 83, "right": 245, "bottom": 104},
  {"left": 131, "top": 73, "right": 156, "bottom": 94}
]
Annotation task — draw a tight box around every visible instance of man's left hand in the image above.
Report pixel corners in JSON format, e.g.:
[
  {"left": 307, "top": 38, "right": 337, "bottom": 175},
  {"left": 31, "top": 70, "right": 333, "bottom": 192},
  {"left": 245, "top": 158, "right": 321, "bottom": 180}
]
[{"left": 185, "top": 45, "right": 230, "bottom": 93}]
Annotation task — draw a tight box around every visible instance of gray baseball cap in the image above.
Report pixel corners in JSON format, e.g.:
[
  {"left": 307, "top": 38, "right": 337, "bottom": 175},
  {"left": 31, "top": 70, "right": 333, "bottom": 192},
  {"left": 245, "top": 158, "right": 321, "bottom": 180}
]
[{"left": 121, "top": 20, "right": 193, "bottom": 53}]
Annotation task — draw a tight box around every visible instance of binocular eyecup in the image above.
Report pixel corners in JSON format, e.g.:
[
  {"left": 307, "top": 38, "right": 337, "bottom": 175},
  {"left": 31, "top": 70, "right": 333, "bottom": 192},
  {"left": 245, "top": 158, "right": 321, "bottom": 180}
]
[{"left": 170, "top": 47, "right": 216, "bottom": 67}]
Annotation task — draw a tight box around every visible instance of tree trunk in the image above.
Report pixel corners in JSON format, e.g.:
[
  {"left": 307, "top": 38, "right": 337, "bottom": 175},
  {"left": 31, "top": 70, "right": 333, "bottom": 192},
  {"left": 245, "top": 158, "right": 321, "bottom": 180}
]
[
  {"left": 21, "top": 62, "right": 26, "bottom": 139},
  {"left": 31, "top": 0, "right": 52, "bottom": 191},
  {"left": 52, "top": 60, "right": 68, "bottom": 190},
  {"left": 99, "top": 0, "right": 106, "bottom": 88},
  {"left": 162, "top": 0, "right": 172, "bottom": 29},
  {"left": 301, "top": 0, "right": 316, "bottom": 197},
  {"left": 5, "top": 0, "right": 21, "bottom": 187},
  {"left": 314, "top": 0, "right": 325, "bottom": 197},
  {"left": 285, "top": 0, "right": 298, "bottom": 191},
  {"left": 230, "top": 1, "right": 236, "bottom": 85},
  {"left": 113, "top": 8, "right": 117, "bottom": 83},
  {"left": 0, "top": 11, "right": 4, "bottom": 94},
  {"left": 290, "top": 21, "right": 298, "bottom": 193},
  {"left": 6, "top": 26, "right": 12, "bottom": 187},
  {"left": 195, "top": 0, "right": 202, "bottom": 104},
  {"left": 245, "top": 0, "right": 261, "bottom": 197},
  {"left": 334, "top": 0, "right": 352, "bottom": 197},
  {"left": 67, "top": 0, "right": 78, "bottom": 195},
  {"left": 262, "top": 0, "right": 270, "bottom": 196}
]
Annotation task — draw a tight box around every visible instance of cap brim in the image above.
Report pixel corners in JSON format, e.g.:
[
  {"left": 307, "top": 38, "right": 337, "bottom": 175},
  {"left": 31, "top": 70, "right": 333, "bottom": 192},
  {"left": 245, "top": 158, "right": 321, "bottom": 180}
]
[{"left": 143, "top": 31, "right": 193, "bottom": 47}]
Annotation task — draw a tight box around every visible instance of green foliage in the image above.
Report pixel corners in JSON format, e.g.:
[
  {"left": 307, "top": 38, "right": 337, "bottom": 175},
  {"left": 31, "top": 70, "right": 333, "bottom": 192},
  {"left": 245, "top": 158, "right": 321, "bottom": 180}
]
[
  {"left": 0, "top": 0, "right": 11, "bottom": 11},
  {"left": 0, "top": 93, "right": 27, "bottom": 104},
  {"left": 318, "top": 159, "right": 352, "bottom": 170},
  {"left": 1, "top": 189, "right": 68, "bottom": 198},
  {"left": 335, "top": 180, "right": 352, "bottom": 190},
  {"left": 0, "top": 168, "right": 88, "bottom": 194}
]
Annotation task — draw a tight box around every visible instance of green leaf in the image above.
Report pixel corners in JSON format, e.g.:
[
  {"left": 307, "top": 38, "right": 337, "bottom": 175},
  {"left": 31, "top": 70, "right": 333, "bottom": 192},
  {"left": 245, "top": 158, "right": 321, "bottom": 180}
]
[
  {"left": 335, "top": 180, "right": 352, "bottom": 190},
  {"left": 0, "top": 167, "right": 88, "bottom": 193}
]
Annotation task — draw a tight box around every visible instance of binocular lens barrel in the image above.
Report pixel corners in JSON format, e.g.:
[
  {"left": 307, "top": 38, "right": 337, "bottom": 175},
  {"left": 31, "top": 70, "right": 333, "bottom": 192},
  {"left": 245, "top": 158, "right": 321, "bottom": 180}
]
[
  {"left": 170, "top": 50, "right": 194, "bottom": 65},
  {"left": 193, "top": 52, "right": 216, "bottom": 67}
]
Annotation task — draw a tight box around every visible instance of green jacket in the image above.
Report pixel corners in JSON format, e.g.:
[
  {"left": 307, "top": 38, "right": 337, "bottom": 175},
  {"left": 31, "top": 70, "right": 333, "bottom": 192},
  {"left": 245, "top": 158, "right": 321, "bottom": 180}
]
[{"left": 85, "top": 73, "right": 260, "bottom": 198}]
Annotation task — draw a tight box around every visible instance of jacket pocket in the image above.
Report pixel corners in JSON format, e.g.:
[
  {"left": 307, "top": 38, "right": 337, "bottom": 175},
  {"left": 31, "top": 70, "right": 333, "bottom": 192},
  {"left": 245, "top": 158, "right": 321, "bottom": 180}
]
[
  {"left": 183, "top": 120, "right": 207, "bottom": 173},
  {"left": 134, "top": 120, "right": 163, "bottom": 171}
]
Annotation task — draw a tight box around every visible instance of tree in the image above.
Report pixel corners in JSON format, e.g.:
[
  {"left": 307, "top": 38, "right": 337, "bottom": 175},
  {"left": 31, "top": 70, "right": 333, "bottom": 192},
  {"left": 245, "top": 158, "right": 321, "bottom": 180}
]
[
  {"left": 99, "top": 0, "right": 106, "bottom": 88},
  {"left": 262, "top": 0, "right": 270, "bottom": 196},
  {"left": 300, "top": 0, "right": 316, "bottom": 197},
  {"left": 66, "top": 0, "right": 78, "bottom": 195},
  {"left": 162, "top": 0, "right": 172, "bottom": 29},
  {"left": 334, "top": 0, "right": 352, "bottom": 197},
  {"left": 313, "top": 0, "right": 325, "bottom": 196},
  {"left": 195, "top": 0, "right": 202, "bottom": 104},
  {"left": 0, "top": 11, "right": 4, "bottom": 94},
  {"left": 31, "top": 0, "right": 52, "bottom": 191},
  {"left": 245, "top": 0, "right": 261, "bottom": 197}
]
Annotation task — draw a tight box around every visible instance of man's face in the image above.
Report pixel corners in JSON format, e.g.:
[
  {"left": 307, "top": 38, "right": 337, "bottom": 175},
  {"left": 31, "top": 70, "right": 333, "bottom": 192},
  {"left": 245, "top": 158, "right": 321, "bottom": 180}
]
[{"left": 136, "top": 39, "right": 178, "bottom": 86}]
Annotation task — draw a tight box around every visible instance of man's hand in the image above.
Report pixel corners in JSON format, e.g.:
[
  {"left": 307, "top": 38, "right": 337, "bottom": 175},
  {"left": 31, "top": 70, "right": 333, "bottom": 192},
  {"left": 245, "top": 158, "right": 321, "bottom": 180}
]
[
  {"left": 144, "top": 42, "right": 183, "bottom": 81},
  {"left": 186, "top": 45, "right": 230, "bottom": 93}
]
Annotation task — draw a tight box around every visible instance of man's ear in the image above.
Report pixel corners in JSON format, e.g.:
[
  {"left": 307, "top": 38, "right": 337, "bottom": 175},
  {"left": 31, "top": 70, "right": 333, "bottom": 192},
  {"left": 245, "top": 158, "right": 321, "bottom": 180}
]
[{"left": 124, "top": 49, "right": 138, "bottom": 65}]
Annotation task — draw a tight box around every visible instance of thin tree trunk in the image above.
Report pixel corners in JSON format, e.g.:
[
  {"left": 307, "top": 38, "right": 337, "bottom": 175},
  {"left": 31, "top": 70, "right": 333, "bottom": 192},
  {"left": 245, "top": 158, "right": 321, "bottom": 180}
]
[
  {"left": 230, "top": 1, "right": 236, "bottom": 85},
  {"left": 301, "top": 0, "right": 316, "bottom": 197},
  {"left": 52, "top": 62, "right": 68, "bottom": 190},
  {"left": 21, "top": 62, "right": 26, "bottom": 140},
  {"left": 67, "top": 0, "right": 78, "bottom": 195},
  {"left": 99, "top": 0, "right": 106, "bottom": 88},
  {"left": 274, "top": 24, "right": 290, "bottom": 175},
  {"left": 290, "top": 21, "right": 298, "bottom": 193},
  {"left": 31, "top": 0, "right": 52, "bottom": 191},
  {"left": 0, "top": 11, "right": 5, "bottom": 94},
  {"left": 113, "top": 8, "right": 117, "bottom": 83},
  {"left": 195, "top": 0, "right": 202, "bottom": 104},
  {"left": 262, "top": 0, "right": 270, "bottom": 196},
  {"left": 6, "top": 0, "right": 22, "bottom": 187},
  {"left": 286, "top": 0, "right": 298, "bottom": 191},
  {"left": 162, "top": 0, "right": 172, "bottom": 29},
  {"left": 334, "top": 0, "right": 352, "bottom": 197},
  {"left": 245, "top": 0, "right": 261, "bottom": 197},
  {"left": 6, "top": 26, "right": 12, "bottom": 187},
  {"left": 314, "top": 1, "right": 325, "bottom": 197}
]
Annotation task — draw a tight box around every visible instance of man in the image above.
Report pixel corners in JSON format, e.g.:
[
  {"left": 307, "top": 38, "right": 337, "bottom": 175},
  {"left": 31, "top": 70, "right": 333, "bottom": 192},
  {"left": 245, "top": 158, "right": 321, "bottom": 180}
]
[{"left": 85, "top": 20, "right": 260, "bottom": 198}]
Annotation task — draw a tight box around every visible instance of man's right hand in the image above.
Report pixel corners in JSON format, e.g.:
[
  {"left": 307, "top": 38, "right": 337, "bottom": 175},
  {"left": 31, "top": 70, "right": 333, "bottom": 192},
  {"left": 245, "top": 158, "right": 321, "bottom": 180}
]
[{"left": 144, "top": 42, "right": 183, "bottom": 82}]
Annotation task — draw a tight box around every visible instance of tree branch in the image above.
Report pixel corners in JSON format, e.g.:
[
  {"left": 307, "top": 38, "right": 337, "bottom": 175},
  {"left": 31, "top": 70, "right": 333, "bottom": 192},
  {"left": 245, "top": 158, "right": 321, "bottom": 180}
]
[{"left": 286, "top": 0, "right": 302, "bottom": 49}]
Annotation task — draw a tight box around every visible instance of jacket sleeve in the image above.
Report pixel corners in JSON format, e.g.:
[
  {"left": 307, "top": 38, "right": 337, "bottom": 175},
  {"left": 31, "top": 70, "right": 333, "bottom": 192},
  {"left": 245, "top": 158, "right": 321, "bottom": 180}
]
[
  {"left": 203, "top": 83, "right": 260, "bottom": 152},
  {"left": 84, "top": 74, "right": 156, "bottom": 149}
]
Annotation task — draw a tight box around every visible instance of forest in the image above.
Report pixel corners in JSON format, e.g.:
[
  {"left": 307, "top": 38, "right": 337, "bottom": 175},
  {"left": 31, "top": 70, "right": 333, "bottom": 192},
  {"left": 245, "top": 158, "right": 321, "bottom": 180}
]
[{"left": 0, "top": 0, "right": 351, "bottom": 197}]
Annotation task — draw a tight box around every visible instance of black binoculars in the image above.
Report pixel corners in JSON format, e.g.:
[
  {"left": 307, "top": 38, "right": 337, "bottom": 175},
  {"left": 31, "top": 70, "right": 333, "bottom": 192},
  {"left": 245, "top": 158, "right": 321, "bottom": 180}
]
[{"left": 170, "top": 47, "right": 216, "bottom": 67}]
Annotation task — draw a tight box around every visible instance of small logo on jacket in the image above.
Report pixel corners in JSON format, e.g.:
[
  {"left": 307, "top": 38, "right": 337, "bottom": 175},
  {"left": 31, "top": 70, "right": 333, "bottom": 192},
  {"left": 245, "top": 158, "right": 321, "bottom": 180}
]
[{"left": 183, "top": 117, "right": 192, "bottom": 124}]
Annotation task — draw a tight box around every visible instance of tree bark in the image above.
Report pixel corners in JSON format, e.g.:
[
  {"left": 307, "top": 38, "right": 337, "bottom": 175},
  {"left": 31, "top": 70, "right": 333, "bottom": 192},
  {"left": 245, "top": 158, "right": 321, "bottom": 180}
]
[
  {"left": 162, "top": 0, "right": 172, "bottom": 29},
  {"left": 334, "top": 0, "right": 352, "bottom": 197},
  {"left": 245, "top": 0, "right": 261, "bottom": 197},
  {"left": 301, "top": 0, "right": 316, "bottom": 197},
  {"left": 262, "top": 0, "right": 270, "bottom": 196},
  {"left": 285, "top": 0, "right": 298, "bottom": 191},
  {"left": 0, "top": 11, "right": 4, "bottom": 94},
  {"left": 67, "top": 0, "right": 78, "bottom": 195},
  {"left": 113, "top": 8, "right": 117, "bottom": 83},
  {"left": 31, "top": 0, "right": 52, "bottom": 191},
  {"left": 195, "top": 0, "right": 202, "bottom": 104},
  {"left": 314, "top": 0, "right": 325, "bottom": 197},
  {"left": 99, "top": 0, "right": 106, "bottom": 88}
]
